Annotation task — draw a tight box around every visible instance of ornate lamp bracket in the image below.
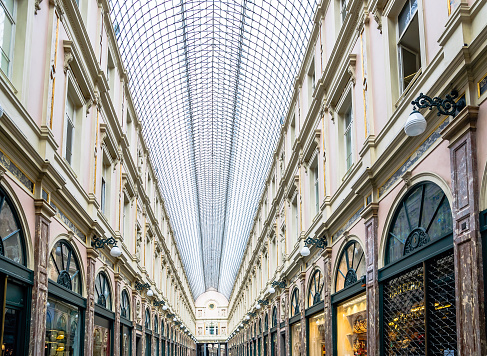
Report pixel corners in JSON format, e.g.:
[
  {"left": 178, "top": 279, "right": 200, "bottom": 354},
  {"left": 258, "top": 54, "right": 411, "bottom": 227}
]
[
  {"left": 304, "top": 236, "right": 327, "bottom": 249},
  {"left": 258, "top": 299, "right": 269, "bottom": 306},
  {"left": 411, "top": 90, "right": 465, "bottom": 116},
  {"left": 91, "top": 235, "right": 118, "bottom": 250},
  {"left": 271, "top": 281, "right": 286, "bottom": 289},
  {"left": 135, "top": 281, "right": 151, "bottom": 291}
]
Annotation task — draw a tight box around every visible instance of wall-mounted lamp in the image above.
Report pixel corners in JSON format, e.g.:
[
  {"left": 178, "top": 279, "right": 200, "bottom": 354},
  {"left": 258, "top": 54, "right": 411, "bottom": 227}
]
[
  {"left": 405, "top": 90, "right": 465, "bottom": 136},
  {"left": 268, "top": 280, "right": 286, "bottom": 294},
  {"left": 154, "top": 300, "right": 165, "bottom": 307},
  {"left": 257, "top": 299, "right": 269, "bottom": 306},
  {"left": 91, "top": 236, "right": 122, "bottom": 257},
  {"left": 135, "top": 282, "right": 153, "bottom": 297},
  {"left": 300, "top": 235, "right": 327, "bottom": 257},
  {"left": 249, "top": 312, "right": 256, "bottom": 317},
  {"left": 162, "top": 305, "right": 168, "bottom": 310}
]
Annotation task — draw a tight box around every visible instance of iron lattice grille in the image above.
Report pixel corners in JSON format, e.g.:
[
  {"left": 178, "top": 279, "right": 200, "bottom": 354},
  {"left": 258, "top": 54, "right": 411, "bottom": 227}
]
[
  {"left": 427, "top": 252, "right": 457, "bottom": 354},
  {"left": 383, "top": 250, "right": 457, "bottom": 355}
]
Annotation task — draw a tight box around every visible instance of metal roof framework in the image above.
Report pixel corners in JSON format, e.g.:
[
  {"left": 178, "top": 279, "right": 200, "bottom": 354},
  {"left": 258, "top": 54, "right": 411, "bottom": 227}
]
[{"left": 109, "top": 0, "right": 318, "bottom": 299}]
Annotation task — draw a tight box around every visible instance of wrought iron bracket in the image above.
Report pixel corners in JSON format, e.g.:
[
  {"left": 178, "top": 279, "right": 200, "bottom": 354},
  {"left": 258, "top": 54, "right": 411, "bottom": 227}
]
[
  {"left": 249, "top": 312, "right": 256, "bottom": 317},
  {"left": 411, "top": 90, "right": 465, "bottom": 116},
  {"left": 271, "top": 280, "right": 286, "bottom": 289},
  {"left": 258, "top": 299, "right": 269, "bottom": 306},
  {"left": 91, "top": 235, "right": 118, "bottom": 250},
  {"left": 154, "top": 300, "right": 165, "bottom": 306},
  {"left": 167, "top": 313, "right": 175, "bottom": 318},
  {"left": 135, "top": 281, "right": 151, "bottom": 291},
  {"left": 304, "top": 236, "right": 327, "bottom": 249}
]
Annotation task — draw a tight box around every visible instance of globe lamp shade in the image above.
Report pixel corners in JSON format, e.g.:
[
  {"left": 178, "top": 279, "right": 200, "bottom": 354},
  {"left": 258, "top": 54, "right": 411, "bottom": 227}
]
[
  {"left": 300, "top": 246, "right": 310, "bottom": 257},
  {"left": 268, "top": 286, "right": 275, "bottom": 294},
  {"left": 404, "top": 111, "right": 427, "bottom": 136},
  {"left": 110, "top": 246, "right": 122, "bottom": 257},
  {"left": 147, "top": 289, "right": 154, "bottom": 297}
]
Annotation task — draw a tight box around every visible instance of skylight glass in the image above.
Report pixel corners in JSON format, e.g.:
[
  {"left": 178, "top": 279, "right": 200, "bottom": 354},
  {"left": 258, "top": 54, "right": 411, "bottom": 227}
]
[{"left": 109, "top": 0, "right": 318, "bottom": 299}]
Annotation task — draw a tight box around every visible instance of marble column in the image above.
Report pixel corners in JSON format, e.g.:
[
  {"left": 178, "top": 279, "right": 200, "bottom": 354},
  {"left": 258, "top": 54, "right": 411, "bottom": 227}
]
[
  {"left": 283, "top": 288, "right": 290, "bottom": 356},
  {"left": 362, "top": 203, "right": 379, "bottom": 356},
  {"left": 298, "top": 272, "right": 306, "bottom": 356},
  {"left": 29, "top": 199, "right": 55, "bottom": 356},
  {"left": 276, "top": 297, "right": 281, "bottom": 356},
  {"left": 441, "top": 106, "right": 487, "bottom": 354},
  {"left": 321, "top": 247, "right": 333, "bottom": 356},
  {"left": 141, "top": 298, "right": 147, "bottom": 356},
  {"left": 85, "top": 248, "right": 99, "bottom": 356},
  {"left": 114, "top": 272, "right": 122, "bottom": 356}
]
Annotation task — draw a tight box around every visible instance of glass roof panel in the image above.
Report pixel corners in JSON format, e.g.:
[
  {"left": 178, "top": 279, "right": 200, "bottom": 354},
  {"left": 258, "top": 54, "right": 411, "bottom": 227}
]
[{"left": 109, "top": 0, "right": 318, "bottom": 299}]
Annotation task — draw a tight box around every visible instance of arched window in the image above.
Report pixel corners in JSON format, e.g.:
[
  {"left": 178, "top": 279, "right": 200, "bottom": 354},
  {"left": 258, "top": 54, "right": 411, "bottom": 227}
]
[
  {"left": 49, "top": 240, "right": 81, "bottom": 293},
  {"left": 271, "top": 306, "right": 277, "bottom": 328},
  {"left": 0, "top": 187, "right": 26, "bottom": 265},
  {"left": 145, "top": 308, "right": 151, "bottom": 329},
  {"left": 95, "top": 271, "right": 112, "bottom": 309},
  {"left": 308, "top": 269, "right": 324, "bottom": 307},
  {"left": 161, "top": 321, "right": 165, "bottom": 336},
  {"left": 335, "top": 240, "right": 365, "bottom": 292},
  {"left": 290, "top": 288, "right": 299, "bottom": 317},
  {"left": 259, "top": 319, "right": 262, "bottom": 334},
  {"left": 155, "top": 315, "right": 159, "bottom": 333},
  {"left": 264, "top": 314, "right": 268, "bottom": 330},
  {"left": 386, "top": 181, "right": 452, "bottom": 265},
  {"left": 382, "top": 181, "right": 457, "bottom": 354},
  {"left": 121, "top": 289, "right": 130, "bottom": 319}
]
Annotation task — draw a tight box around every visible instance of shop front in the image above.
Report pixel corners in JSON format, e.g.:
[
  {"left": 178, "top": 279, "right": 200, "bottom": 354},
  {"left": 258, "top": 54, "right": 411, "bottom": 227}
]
[
  {"left": 0, "top": 186, "right": 33, "bottom": 355},
  {"left": 120, "top": 289, "right": 132, "bottom": 356},
  {"left": 94, "top": 271, "right": 115, "bottom": 356},
  {"left": 270, "top": 307, "right": 277, "bottom": 356},
  {"left": 145, "top": 308, "right": 152, "bottom": 356},
  {"left": 306, "top": 269, "right": 325, "bottom": 356},
  {"left": 289, "top": 287, "right": 300, "bottom": 356},
  {"left": 46, "top": 239, "right": 85, "bottom": 355},
  {"left": 332, "top": 240, "right": 367, "bottom": 356},
  {"left": 379, "top": 182, "right": 457, "bottom": 354}
]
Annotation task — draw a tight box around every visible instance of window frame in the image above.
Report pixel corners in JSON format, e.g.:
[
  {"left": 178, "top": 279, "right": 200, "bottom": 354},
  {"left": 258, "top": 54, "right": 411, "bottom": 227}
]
[{"left": 0, "top": 0, "right": 17, "bottom": 78}]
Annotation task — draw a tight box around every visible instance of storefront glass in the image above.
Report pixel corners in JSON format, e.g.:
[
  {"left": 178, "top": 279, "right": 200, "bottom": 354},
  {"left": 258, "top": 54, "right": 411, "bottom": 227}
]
[
  {"left": 270, "top": 333, "right": 276, "bottom": 356},
  {"left": 45, "top": 297, "right": 81, "bottom": 356},
  {"left": 308, "top": 312, "right": 325, "bottom": 356},
  {"left": 93, "top": 315, "right": 111, "bottom": 356},
  {"left": 336, "top": 293, "right": 366, "bottom": 356},
  {"left": 290, "top": 323, "right": 301, "bottom": 356},
  {"left": 121, "top": 325, "right": 131, "bottom": 356}
]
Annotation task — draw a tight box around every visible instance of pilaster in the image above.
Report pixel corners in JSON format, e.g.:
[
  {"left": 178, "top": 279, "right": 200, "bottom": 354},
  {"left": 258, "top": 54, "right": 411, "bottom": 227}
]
[
  {"left": 29, "top": 199, "right": 55, "bottom": 356},
  {"left": 362, "top": 203, "right": 379, "bottom": 356},
  {"left": 85, "top": 247, "right": 99, "bottom": 356},
  {"left": 114, "top": 272, "right": 122, "bottom": 356},
  {"left": 298, "top": 272, "right": 306, "bottom": 356},
  {"left": 321, "top": 247, "right": 333, "bottom": 356},
  {"left": 441, "top": 105, "right": 487, "bottom": 354}
]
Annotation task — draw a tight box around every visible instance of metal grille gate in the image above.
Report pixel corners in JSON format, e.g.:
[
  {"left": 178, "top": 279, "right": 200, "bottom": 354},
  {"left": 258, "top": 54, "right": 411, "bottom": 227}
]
[{"left": 383, "top": 250, "right": 457, "bottom": 355}]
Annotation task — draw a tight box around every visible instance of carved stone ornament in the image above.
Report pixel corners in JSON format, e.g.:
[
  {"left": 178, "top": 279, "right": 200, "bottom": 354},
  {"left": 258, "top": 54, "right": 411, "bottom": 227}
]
[
  {"left": 136, "top": 299, "right": 142, "bottom": 323},
  {"left": 35, "top": 0, "right": 42, "bottom": 14},
  {"left": 0, "top": 165, "right": 6, "bottom": 182},
  {"left": 63, "top": 48, "right": 73, "bottom": 74},
  {"left": 373, "top": 9, "right": 382, "bottom": 34},
  {"left": 348, "top": 64, "right": 356, "bottom": 85}
]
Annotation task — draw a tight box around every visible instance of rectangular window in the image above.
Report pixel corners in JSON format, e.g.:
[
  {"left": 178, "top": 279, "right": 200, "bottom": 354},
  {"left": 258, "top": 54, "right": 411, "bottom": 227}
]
[
  {"left": 341, "top": 0, "right": 348, "bottom": 23},
  {"left": 290, "top": 116, "right": 296, "bottom": 144},
  {"left": 101, "top": 178, "right": 106, "bottom": 214},
  {"left": 344, "top": 106, "right": 353, "bottom": 171},
  {"left": 65, "top": 95, "right": 75, "bottom": 165},
  {"left": 0, "top": 0, "right": 15, "bottom": 76},
  {"left": 314, "top": 166, "right": 319, "bottom": 214},
  {"left": 293, "top": 198, "right": 299, "bottom": 240},
  {"left": 398, "top": 0, "right": 420, "bottom": 92}
]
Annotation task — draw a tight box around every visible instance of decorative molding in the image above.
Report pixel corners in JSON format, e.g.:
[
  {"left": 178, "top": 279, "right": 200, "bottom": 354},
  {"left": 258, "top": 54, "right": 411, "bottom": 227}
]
[
  {"left": 63, "top": 41, "right": 74, "bottom": 74},
  {"left": 373, "top": 9, "right": 382, "bottom": 34}
]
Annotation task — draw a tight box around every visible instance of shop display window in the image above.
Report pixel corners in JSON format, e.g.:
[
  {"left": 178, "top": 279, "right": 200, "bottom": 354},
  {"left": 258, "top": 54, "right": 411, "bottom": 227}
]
[
  {"left": 121, "top": 325, "right": 131, "bottom": 356},
  {"left": 45, "top": 298, "right": 81, "bottom": 356},
  {"left": 94, "top": 316, "right": 111, "bottom": 356},
  {"left": 290, "top": 323, "right": 301, "bottom": 356},
  {"left": 336, "top": 293, "right": 366, "bottom": 356},
  {"left": 308, "top": 312, "right": 325, "bottom": 356}
]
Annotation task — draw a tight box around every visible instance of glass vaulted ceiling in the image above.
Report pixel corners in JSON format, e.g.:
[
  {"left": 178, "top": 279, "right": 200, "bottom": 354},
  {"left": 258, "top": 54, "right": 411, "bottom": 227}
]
[{"left": 109, "top": 0, "right": 318, "bottom": 299}]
